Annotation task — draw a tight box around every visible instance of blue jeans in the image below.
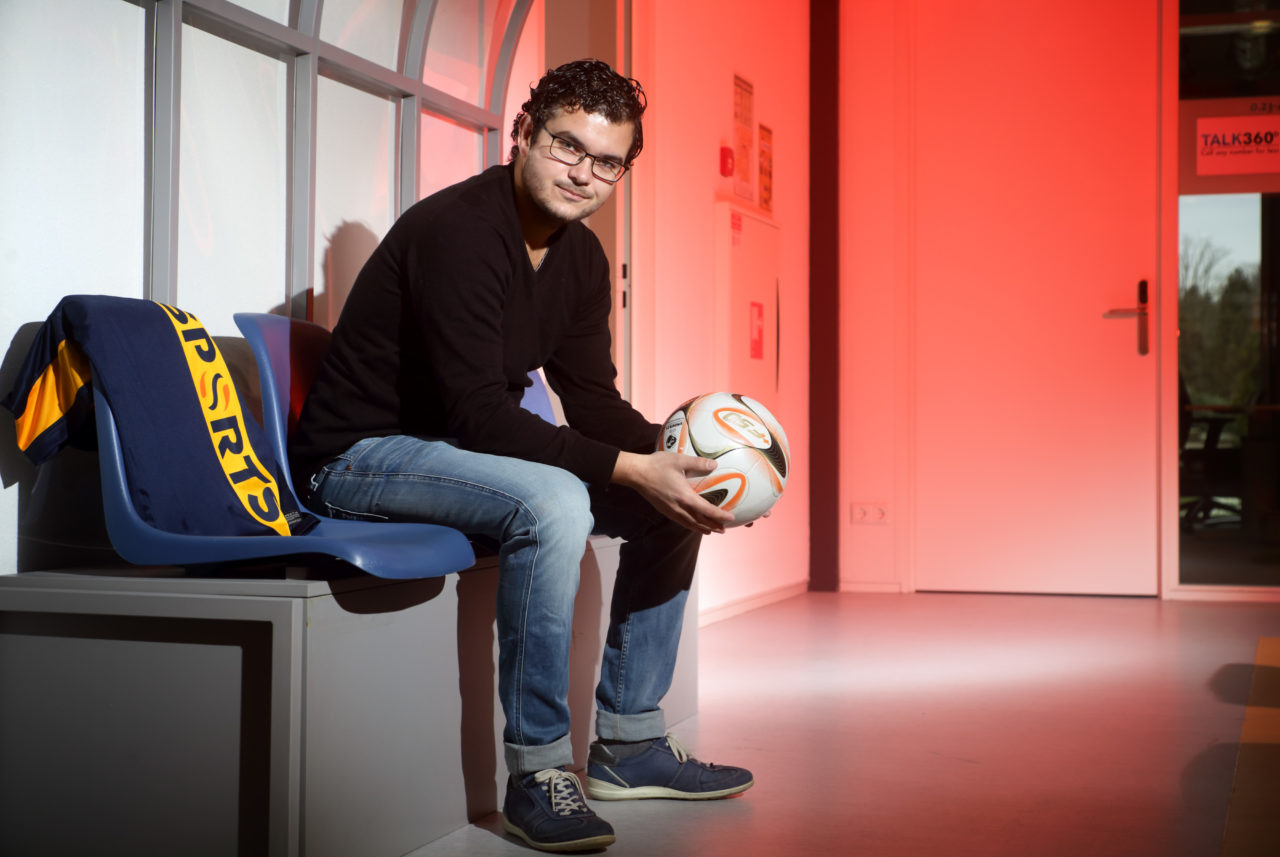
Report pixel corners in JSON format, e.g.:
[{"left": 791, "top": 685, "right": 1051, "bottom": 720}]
[{"left": 305, "top": 435, "right": 702, "bottom": 775}]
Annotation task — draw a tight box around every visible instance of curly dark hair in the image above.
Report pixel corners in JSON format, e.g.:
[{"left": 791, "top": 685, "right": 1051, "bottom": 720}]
[{"left": 508, "top": 59, "right": 647, "bottom": 166}]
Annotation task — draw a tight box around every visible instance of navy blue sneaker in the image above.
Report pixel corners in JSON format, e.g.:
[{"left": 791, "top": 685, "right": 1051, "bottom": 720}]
[
  {"left": 501, "top": 768, "right": 616, "bottom": 852},
  {"left": 585, "top": 734, "right": 754, "bottom": 800}
]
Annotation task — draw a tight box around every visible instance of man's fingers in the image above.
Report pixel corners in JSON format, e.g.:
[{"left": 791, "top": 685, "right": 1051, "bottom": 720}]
[
  {"left": 688, "top": 498, "right": 731, "bottom": 534},
  {"left": 682, "top": 455, "right": 718, "bottom": 475},
  {"left": 632, "top": 450, "right": 733, "bottom": 533}
]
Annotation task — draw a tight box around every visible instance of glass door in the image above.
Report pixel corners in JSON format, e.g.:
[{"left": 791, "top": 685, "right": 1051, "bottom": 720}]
[{"left": 1179, "top": 1, "right": 1280, "bottom": 586}]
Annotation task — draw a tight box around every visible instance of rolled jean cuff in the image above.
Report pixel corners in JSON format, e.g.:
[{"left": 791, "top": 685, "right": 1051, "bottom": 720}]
[
  {"left": 505, "top": 733, "right": 575, "bottom": 777},
  {"left": 594, "top": 709, "right": 667, "bottom": 743}
]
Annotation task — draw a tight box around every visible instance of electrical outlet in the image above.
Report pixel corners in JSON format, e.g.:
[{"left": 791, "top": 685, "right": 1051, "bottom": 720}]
[{"left": 850, "top": 502, "right": 889, "bottom": 525}]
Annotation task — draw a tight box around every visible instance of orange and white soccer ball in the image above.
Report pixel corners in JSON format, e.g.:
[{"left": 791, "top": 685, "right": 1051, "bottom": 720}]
[{"left": 657, "top": 392, "right": 790, "bottom": 527}]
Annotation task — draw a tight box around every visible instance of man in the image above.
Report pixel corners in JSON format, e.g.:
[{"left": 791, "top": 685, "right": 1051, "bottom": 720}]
[{"left": 290, "top": 59, "right": 753, "bottom": 852}]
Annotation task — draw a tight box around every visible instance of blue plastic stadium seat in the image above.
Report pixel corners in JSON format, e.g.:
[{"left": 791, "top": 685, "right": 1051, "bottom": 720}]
[
  {"left": 91, "top": 313, "right": 475, "bottom": 579},
  {"left": 522, "top": 368, "right": 559, "bottom": 425}
]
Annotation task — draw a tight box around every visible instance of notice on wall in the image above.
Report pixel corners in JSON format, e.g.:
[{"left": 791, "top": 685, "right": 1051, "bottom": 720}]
[
  {"left": 759, "top": 124, "right": 773, "bottom": 212},
  {"left": 1196, "top": 114, "right": 1280, "bottom": 176},
  {"left": 1179, "top": 97, "right": 1280, "bottom": 194},
  {"left": 734, "top": 75, "right": 754, "bottom": 202}
]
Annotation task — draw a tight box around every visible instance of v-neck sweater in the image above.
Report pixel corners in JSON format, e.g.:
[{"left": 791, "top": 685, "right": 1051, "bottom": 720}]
[{"left": 291, "top": 164, "right": 657, "bottom": 489}]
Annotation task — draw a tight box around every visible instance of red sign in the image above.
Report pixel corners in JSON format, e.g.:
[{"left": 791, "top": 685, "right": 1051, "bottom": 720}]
[
  {"left": 749, "top": 301, "right": 764, "bottom": 359},
  {"left": 1196, "top": 115, "right": 1280, "bottom": 176}
]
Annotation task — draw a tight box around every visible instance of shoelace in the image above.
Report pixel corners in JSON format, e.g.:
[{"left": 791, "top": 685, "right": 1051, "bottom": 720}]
[
  {"left": 534, "top": 768, "right": 589, "bottom": 816},
  {"left": 664, "top": 733, "right": 691, "bottom": 764},
  {"left": 664, "top": 733, "right": 736, "bottom": 771}
]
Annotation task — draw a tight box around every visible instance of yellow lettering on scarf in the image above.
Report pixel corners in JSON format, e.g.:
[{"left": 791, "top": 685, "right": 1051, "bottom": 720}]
[{"left": 157, "top": 303, "right": 291, "bottom": 536}]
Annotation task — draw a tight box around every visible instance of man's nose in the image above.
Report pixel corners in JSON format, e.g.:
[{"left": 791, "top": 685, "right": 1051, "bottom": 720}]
[{"left": 567, "top": 158, "right": 595, "bottom": 184}]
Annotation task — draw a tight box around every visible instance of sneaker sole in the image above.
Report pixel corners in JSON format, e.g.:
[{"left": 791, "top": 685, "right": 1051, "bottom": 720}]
[
  {"left": 500, "top": 814, "right": 616, "bottom": 852},
  {"left": 584, "top": 777, "right": 754, "bottom": 801}
]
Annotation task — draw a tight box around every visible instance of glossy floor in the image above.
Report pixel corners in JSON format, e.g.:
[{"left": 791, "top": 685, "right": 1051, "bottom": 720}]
[{"left": 411, "top": 591, "right": 1280, "bottom": 857}]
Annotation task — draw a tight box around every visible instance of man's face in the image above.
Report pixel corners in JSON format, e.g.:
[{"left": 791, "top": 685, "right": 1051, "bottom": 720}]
[{"left": 516, "top": 106, "right": 634, "bottom": 225}]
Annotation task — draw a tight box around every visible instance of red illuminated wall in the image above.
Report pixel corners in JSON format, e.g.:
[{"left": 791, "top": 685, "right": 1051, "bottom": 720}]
[
  {"left": 838, "top": 0, "right": 904, "bottom": 591},
  {"left": 629, "top": 0, "right": 811, "bottom": 619},
  {"left": 837, "top": 0, "right": 1182, "bottom": 595}
]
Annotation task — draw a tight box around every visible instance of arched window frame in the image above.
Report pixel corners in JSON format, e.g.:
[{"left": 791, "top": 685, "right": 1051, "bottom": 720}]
[{"left": 131, "top": 0, "right": 533, "bottom": 316}]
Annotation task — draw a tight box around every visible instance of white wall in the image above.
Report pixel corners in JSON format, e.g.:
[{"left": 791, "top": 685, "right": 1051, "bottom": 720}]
[{"left": 0, "top": 0, "right": 147, "bottom": 575}]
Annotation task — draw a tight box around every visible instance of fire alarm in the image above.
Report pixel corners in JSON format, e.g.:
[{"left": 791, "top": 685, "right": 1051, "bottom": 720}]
[{"left": 720, "top": 146, "right": 735, "bottom": 177}]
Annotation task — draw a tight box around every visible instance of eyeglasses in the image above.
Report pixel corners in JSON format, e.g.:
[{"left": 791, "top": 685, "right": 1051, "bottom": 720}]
[{"left": 544, "top": 132, "right": 629, "bottom": 183}]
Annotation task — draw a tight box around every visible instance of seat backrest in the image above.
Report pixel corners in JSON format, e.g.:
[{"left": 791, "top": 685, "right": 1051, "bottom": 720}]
[
  {"left": 234, "top": 313, "right": 332, "bottom": 496},
  {"left": 524, "top": 368, "right": 560, "bottom": 425}
]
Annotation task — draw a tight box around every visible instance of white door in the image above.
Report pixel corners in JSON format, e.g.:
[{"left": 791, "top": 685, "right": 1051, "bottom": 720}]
[{"left": 912, "top": 1, "right": 1161, "bottom": 595}]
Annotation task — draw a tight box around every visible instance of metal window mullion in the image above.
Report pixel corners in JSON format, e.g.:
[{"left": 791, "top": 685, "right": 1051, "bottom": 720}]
[
  {"left": 397, "top": 0, "right": 437, "bottom": 212},
  {"left": 290, "top": 0, "right": 321, "bottom": 316},
  {"left": 317, "top": 41, "right": 499, "bottom": 130},
  {"left": 145, "top": 0, "right": 182, "bottom": 305},
  {"left": 287, "top": 52, "right": 319, "bottom": 318},
  {"left": 486, "top": 0, "right": 534, "bottom": 167},
  {"left": 293, "top": 0, "right": 322, "bottom": 36},
  {"left": 418, "top": 85, "right": 501, "bottom": 131},
  {"left": 183, "top": 0, "right": 313, "bottom": 59},
  {"left": 398, "top": 95, "right": 420, "bottom": 214},
  {"left": 401, "top": 0, "right": 436, "bottom": 80}
]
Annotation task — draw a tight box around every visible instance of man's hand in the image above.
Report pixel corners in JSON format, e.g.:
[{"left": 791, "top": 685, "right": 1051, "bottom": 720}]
[{"left": 612, "top": 451, "right": 735, "bottom": 535}]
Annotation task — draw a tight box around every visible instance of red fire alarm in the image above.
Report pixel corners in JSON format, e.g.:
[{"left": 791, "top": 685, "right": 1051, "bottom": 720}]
[{"left": 719, "top": 146, "right": 735, "bottom": 177}]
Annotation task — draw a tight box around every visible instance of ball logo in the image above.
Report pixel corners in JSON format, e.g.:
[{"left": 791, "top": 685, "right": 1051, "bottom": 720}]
[
  {"left": 713, "top": 408, "right": 771, "bottom": 449},
  {"left": 662, "top": 411, "right": 690, "bottom": 455}
]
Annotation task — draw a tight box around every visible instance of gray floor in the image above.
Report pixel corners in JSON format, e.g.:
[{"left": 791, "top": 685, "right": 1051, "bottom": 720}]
[{"left": 410, "top": 591, "right": 1280, "bottom": 857}]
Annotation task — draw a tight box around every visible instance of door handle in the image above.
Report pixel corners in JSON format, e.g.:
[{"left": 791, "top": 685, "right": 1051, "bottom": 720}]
[{"left": 1103, "top": 279, "right": 1149, "bottom": 356}]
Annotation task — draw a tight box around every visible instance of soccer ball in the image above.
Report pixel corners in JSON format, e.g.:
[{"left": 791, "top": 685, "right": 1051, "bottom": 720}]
[{"left": 657, "top": 392, "right": 790, "bottom": 527}]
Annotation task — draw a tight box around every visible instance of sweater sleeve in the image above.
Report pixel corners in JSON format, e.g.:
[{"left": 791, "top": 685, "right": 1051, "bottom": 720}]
[{"left": 544, "top": 244, "right": 660, "bottom": 456}]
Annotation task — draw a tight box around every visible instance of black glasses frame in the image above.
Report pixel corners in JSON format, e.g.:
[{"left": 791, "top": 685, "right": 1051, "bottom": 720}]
[{"left": 544, "top": 132, "right": 629, "bottom": 184}]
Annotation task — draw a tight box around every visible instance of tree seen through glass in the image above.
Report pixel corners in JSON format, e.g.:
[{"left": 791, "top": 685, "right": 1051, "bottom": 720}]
[{"left": 1178, "top": 234, "right": 1261, "bottom": 448}]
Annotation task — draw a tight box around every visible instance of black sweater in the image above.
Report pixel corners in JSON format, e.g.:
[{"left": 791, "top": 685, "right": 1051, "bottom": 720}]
[{"left": 291, "top": 164, "right": 658, "bottom": 488}]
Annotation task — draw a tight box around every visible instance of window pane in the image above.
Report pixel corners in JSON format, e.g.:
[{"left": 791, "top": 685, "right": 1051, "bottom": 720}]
[
  {"left": 320, "top": 0, "right": 403, "bottom": 69},
  {"left": 419, "top": 112, "right": 484, "bottom": 199},
  {"left": 314, "top": 77, "right": 396, "bottom": 327},
  {"left": 177, "top": 26, "right": 288, "bottom": 336},
  {"left": 225, "top": 0, "right": 289, "bottom": 25},
  {"left": 0, "top": 0, "right": 145, "bottom": 313},
  {"left": 424, "top": 0, "right": 503, "bottom": 105}
]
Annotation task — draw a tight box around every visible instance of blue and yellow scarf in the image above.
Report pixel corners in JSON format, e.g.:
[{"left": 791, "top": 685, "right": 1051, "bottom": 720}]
[{"left": 2, "top": 295, "right": 313, "bottom": 538}]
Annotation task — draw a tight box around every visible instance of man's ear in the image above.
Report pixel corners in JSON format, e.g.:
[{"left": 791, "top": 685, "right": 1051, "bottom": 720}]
[{"left": 517, "top": 114, "right": 535, "bottom": 157}]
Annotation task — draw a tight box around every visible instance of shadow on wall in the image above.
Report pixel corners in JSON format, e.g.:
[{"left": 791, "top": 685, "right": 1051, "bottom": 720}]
[{"left": 313, "top": 220, "right": 379, "bottom": 330}]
